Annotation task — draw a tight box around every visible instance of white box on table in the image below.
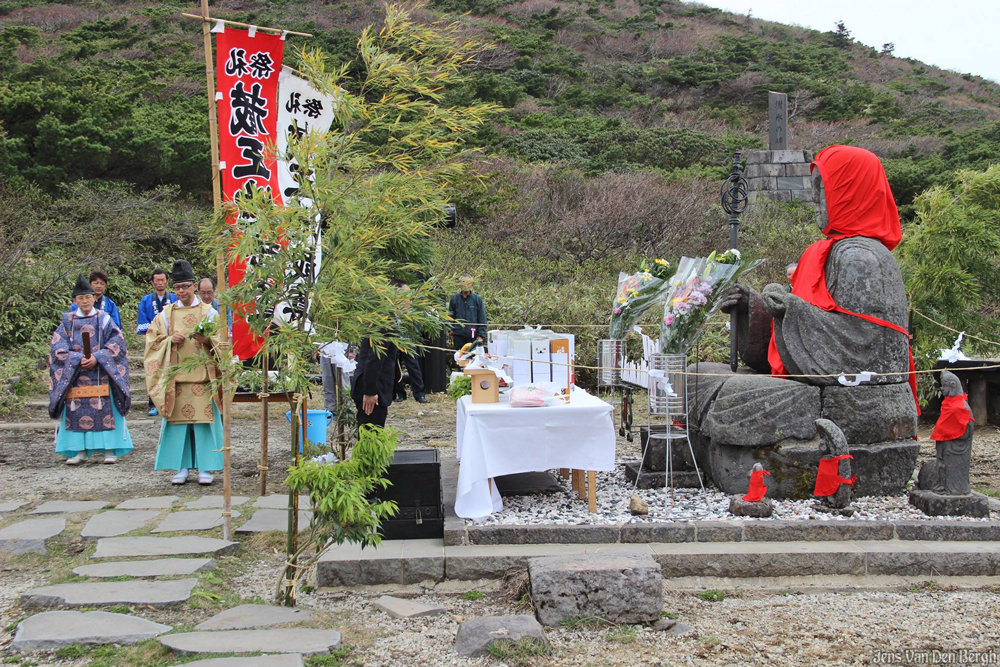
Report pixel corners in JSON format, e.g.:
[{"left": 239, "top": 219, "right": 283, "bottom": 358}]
[
  {"left": 530, "top": 336, "right": 551, "bottom": 383},
  {"left": 508, "top": 334, "right": 532, "bottom": 387}
]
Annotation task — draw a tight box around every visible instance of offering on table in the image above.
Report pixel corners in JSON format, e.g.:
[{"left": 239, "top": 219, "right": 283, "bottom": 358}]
[{"left": 509, "top": 383, "right": 559, "bottom": 407}]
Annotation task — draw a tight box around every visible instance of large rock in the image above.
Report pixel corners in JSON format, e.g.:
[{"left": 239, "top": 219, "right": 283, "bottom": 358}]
[
  {"left": 528, "top": 553, "right": 661, "bottom": 626},
  {"left": 704, "top": 375, "right": 820, "bottom": 446},
  {"left": 160, "top": 629, "right": 341, "bottom": 656},
  {"left": 454, "top": 615, "right": 549, "bottom": 658},
  {"left": 12, "top": 611, "right": 171, "bottom": 651},
  {"left": 820, "top": 384, "right": 917, "bottom": 444},
  {"left": 0, "top": 518, "right": 65, "bottom": 555},
  {"left": 707, "top": 439, "right": 920, "bottom": 498},
  {"left": 20, "top": 578, "right": 198, "bottom": 608}
]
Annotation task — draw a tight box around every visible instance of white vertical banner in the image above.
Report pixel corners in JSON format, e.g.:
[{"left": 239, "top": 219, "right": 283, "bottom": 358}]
[{"left": 272, "top": 67, "right": 338, "bottom": 328}]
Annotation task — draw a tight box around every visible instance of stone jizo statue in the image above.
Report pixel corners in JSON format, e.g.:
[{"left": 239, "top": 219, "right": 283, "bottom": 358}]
[
  {"left": 918, "top": 371, "right": 973, "bottom": 495},
  {"left": 812, "top": 418, "right": 855, "bottom": 513},
  {"left": 909, "top": 370, "right": 988, "bottom": 517}
]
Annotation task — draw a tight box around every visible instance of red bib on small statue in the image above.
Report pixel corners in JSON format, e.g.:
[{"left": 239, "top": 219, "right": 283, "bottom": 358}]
[
  {"left": 931, "top": 394, "right": 973, "bottom": 442},
  {"left": 813, "top": 454, "right": 856, "bottom": 497},
  {"left": 743, "top": 469, "right": 770, "bottom": 502}
]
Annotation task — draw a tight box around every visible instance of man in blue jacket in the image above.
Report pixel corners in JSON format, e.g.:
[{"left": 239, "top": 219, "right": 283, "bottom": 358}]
[
  {"left": 69, "top": 270, "right": 122, "bottom": 329},
  {"left": 448, "top": 274, "right": 487, "bottom": 351},
  {"left": 137, "top": 268, "right": 177, "bottom": 415}
]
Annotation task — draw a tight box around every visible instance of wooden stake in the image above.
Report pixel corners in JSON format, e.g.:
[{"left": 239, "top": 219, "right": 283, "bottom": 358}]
[
  {"left": 199, "top": 0, "right": 233, "bottom": 542},
  {"left": 181, "top": 12, "right": 313, "bottom": 36},
  {"left": 259, "top": 354, "right": 269, "bottom": 496}
]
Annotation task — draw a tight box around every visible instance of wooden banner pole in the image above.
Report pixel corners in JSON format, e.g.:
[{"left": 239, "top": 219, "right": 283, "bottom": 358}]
[
  {"left": 259, "top": 354, "right": 269, "bottom": 495},
  {"left": 199, "top": 0, "right": 233, "bottom": 541}
]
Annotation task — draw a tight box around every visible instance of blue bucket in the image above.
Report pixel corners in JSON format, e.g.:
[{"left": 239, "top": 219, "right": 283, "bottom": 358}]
[{"left": 285, "top": 409, "right": 334, "bottom": 453}]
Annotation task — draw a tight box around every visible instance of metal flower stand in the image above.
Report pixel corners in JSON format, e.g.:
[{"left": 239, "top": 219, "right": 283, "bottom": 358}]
[
  {"left": 597, "top": 339, "right": 632, "bottom": 440},
  {"left": 643, "top": 352, "right": 705, "bottom": 504}
]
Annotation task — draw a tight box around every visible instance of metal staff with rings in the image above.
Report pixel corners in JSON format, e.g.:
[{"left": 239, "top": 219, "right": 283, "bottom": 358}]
[{"left": 720, "top": 150, "right": 749, "bottom": 373}]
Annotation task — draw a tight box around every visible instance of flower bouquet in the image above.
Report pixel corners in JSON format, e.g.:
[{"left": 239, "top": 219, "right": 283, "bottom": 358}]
[
  {"left": 609, "top": 258, "right": 672, "bottom": 340},
  {"left": 660, "top": 249, "right": 764, "bottom": 354}
]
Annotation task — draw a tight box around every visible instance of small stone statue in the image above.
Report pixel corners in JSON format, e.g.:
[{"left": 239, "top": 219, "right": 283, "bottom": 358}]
[
  {"left": 910, "top": 371, "right": 988, "bottom": 517},
  {"left": 919, "top": 372, "right": 973, "bottom": 494},
  {"left": 812, "top": 418, "right": 856, "bottom": 515},
  {"left": 729, "top": 463, "right": 773, "bottom": 517}
]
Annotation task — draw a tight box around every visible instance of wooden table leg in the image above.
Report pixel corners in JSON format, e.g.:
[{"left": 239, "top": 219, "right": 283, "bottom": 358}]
[{"left": 587, "top": 470, "right": 596, "bottom": 513}]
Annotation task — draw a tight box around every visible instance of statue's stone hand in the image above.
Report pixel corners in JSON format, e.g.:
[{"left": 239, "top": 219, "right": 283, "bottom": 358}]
[
  {"left": 761, "top": 283, "right": 792, "bottom": 318},
  {"left": 719, "top": 284, "right": 750, "bottom": 316}
]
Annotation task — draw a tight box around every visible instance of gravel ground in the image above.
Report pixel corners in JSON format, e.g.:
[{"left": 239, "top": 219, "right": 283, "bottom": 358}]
[{"left": 474, "top": 462, "right": 999, "bottom": 526}]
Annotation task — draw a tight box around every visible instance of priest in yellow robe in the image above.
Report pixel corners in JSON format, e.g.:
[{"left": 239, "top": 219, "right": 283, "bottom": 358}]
[{"left": 144, "top": 260, "right": 226, "bottom": 485}]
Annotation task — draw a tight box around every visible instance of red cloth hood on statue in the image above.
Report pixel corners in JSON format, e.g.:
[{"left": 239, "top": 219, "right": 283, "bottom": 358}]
[
  {"left": 767, "top": 144, "right": 919, "bottom": 414},
  {"left": 931, "top": 394, "right": 973, "bottom": 442}
]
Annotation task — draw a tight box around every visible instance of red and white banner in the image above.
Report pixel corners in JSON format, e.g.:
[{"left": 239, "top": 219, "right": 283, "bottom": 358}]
[{"left": 215, "top": 25, "right": 285, "bottom": 360}]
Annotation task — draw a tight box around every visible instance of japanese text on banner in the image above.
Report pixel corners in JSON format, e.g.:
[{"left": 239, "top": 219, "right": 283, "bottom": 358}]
[{"left": 215, "top": 27, "right": 285, "bottom": 360}]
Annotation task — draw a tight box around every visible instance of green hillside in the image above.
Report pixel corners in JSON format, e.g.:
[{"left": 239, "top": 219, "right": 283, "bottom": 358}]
[{"left": 3, "top": 0, "right": 1000, "bottom": 403}]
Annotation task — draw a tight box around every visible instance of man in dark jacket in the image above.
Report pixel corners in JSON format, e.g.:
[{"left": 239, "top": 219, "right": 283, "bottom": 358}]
[
  {"left": 448, "top": 274, "right": 487, "bottom": 351},
  {"left": 351, "top": 335, "right": 399, "bottom": 429}
]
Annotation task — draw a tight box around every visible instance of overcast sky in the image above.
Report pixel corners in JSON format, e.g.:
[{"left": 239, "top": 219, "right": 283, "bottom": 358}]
[{"left": 696, "top": 0, "right": 1000, "bottom": 83}]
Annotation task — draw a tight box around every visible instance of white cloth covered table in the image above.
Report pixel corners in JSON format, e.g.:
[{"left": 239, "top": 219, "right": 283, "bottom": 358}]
[{"left": 455, "top": 388, "right": 615, "bottom": 519}]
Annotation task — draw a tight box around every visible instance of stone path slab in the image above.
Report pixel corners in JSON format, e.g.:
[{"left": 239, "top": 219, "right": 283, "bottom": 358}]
[
  {"left": 0, "top": 500, "right": 29, "bottom": 513},
  {"left": 454, "top": 615, "right": 549, "bottom": 658},
  {"left": 12, "top": 611, "right": 171, "bottom": 651},
  {"left": 236, "top": 510, "right": 311, "bottom": 534},
  {"left": 160, "top": 629, "right": 342, "bottom": 656},
  {"left": 152, "top": 509, "right": 242, "bottom": 533},
  {"left": 74, "top": 558, "right": 214, "bottom": 578},
  {"left": 253, "top": 495, "right": 311, "bottom": 510},
  {"left": 185, "top": 495, "right": 250, "bottom": 510},
  {"left": 30, "top": 500, "right": 109, "bottom": 514},
  {"left": 81, "top": 510, "right": 161, "bottom": 538},
  {"left": 195, "top": 604, "right": 314, "bottom": 631},
  {"left": 0, "top": 518, "right": 66, "bottom": 555},
  {"left": 116, "top": 496, "right": 179, "bottom": 510},
  {"left": 93, "top": 536, "right": 239, "bottom": 559},
  {"left": 20, "top": 578, "right": 198, "bottom": 608},
  {"left": 171, "top": 656, "right": 304, "bottom": 667},
  {"left": 373, "top": 595, "right": 446, "bottom": 619}
]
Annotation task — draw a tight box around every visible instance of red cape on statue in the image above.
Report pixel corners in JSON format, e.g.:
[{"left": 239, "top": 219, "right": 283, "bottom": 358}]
[
  {"left": 743, "top": 469, "right": 770, "bottom": 502},
  {"left": 767, "top": 145, "right": 919, "bottom": 415},
  {"left": 931, "top": 394, "right": 973, "bottom": 442},
  {"left": 813, "top": 454, "right": 857, "bottom": 497}
]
